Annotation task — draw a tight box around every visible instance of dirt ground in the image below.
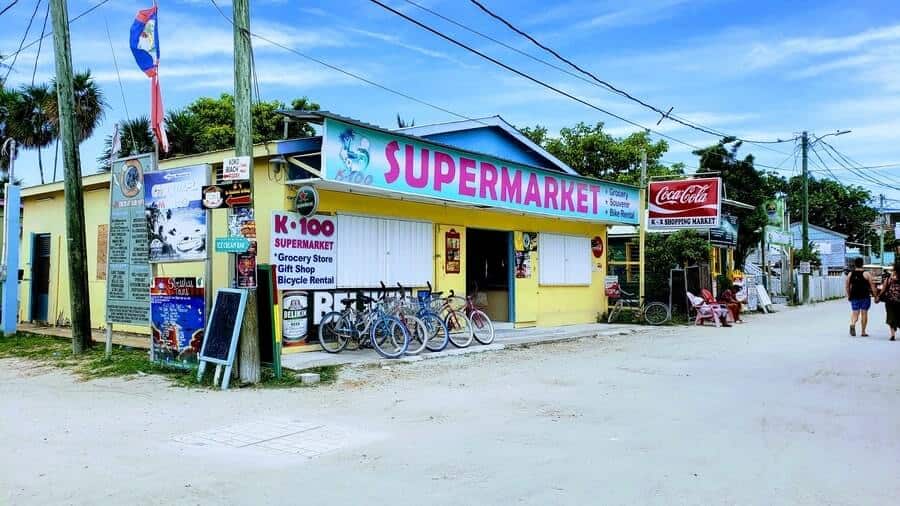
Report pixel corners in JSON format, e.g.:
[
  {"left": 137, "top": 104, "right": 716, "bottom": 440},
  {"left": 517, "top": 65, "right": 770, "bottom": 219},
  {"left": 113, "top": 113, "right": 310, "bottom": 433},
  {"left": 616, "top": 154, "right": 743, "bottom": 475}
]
[{"left": 2, "top": 300, "right": 899, "bottom": 505}]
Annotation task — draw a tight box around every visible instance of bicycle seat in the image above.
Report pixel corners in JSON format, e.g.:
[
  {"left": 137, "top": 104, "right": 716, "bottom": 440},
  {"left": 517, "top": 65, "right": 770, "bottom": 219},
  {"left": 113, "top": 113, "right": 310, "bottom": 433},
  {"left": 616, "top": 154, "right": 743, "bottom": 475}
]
[
  {"left": 430, "top": 291, "right": 443, "bottom": 298},
  {"left": 359, "top": 295, "right": 375, "bottom": 304},
  {"left": 340, "top": 298, "right": 356, "bottom": 307}
]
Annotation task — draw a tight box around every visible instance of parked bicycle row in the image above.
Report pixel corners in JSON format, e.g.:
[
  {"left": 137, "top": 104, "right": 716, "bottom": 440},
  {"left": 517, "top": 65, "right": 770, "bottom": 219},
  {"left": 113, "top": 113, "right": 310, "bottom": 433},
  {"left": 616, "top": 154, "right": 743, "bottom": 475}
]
[{"left": 317, "top": 282, "right": 495, "bottom": 358}]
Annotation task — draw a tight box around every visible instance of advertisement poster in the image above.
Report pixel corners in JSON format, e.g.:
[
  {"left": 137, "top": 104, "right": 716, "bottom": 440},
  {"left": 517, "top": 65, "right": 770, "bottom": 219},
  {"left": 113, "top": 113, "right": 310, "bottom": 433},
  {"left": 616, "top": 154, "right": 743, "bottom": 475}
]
[
  {"left": 106, "top": 154, "right": 151, "bottom": 325},
  {"left": 222, "top": 155, "right": 251, "bottom": 180},
  {"left": 321, "top": 117, "right": 639, "bottom": 225},
  {"left": 605, "top": 275, "right": 621, "bottom": 298},
  {"left": 236, "top": 253, "right": 257, "bottom": 288},
  {"left": 648, "top": 177, "right": 722, "bottom": 229},
  {"left": 201, "top": 181, "right": 252, "bottom": 209},
  {"left": 281, "top": 291, "right": 309, "bottom": 347},
  {"left": 445, "top": 228, "right": 461, "bottom": 274},
  {"left": 150, "top": 277, "right": 205, "bottom": 365},
  {"left": 144, "top": 164, "right": 208, "bottom": 263},
  {"left": 271, "top": 211, "right": 337, "bottom": 290},
  {"left": 515, "top": 251, "right": 531, "bottom": 278},
  {"left": 96, "top": 224, "right": 108, "bottom": 281},
  {"left": 709, "top": 213, "right": 739, "bottom": 247},
  {"left": 764, "top": 198, "right": 786, "bottom": 228}
]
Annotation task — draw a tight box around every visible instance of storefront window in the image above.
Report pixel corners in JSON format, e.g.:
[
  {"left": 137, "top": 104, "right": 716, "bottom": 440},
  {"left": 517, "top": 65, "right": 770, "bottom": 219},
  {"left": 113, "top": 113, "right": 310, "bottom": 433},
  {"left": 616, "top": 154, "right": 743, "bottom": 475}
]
[{"left": 607, "top": 236, "right": 640, "bottom": 295}]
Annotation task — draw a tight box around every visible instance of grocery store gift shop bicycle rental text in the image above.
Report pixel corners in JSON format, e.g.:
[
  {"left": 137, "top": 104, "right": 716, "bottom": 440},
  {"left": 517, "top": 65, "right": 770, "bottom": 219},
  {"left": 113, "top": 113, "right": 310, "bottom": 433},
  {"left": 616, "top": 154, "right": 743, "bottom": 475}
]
[{"left": 273, "top": 111, "right": 639, "bottom": 341}]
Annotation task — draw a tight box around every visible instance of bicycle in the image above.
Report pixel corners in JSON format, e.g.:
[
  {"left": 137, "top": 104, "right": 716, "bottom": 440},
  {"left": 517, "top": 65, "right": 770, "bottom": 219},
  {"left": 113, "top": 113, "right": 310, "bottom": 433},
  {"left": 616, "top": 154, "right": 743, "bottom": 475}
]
[
  {"left": 462, "top": 282, "right": 494, "bottom": 345},
  {"left": 389, "top": 283, "right": 432, "bottom": 355},
  {"left": 318, "top": 290, "right": 410, "bottom": 359},
  {"left": 407, "top": 282, "right": 451, "bottom": 352},
  {"left": 438, "top": 289, "right": 474, "bottom": 348},
  {"left": 606, "top": 288, "right": 670, "bottom": 325}
]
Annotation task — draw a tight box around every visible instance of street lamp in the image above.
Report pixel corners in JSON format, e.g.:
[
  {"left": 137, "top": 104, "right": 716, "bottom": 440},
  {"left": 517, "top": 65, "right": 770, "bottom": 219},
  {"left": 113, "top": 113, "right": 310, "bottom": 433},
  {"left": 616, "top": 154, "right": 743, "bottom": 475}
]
[{"left": 799, "top": 129, "right": 851, "bottom": 304}]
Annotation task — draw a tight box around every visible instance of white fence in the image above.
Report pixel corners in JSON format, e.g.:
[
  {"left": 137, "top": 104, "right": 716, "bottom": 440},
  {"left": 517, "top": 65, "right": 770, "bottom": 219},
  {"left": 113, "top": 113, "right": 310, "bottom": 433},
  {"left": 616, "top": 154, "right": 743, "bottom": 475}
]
[{"left": 795, "top": 274, "right": 844, "bottom": 303}]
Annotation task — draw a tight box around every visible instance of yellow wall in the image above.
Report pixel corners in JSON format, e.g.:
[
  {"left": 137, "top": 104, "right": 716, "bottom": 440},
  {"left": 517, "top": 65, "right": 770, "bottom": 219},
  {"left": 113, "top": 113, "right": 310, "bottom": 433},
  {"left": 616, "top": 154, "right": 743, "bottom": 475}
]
[{"left": 19, "top": 154, "right": 286, "bottom": 332}]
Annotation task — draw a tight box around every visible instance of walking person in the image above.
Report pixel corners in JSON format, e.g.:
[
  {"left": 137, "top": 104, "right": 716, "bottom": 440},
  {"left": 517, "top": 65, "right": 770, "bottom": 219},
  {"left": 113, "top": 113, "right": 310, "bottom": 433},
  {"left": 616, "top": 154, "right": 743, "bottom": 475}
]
[
  {"left": 877, "top": 260, "right": 900, "bottom": 341},
  {"left": 846, "top": 257, "right": 876, "bottom": 337}
]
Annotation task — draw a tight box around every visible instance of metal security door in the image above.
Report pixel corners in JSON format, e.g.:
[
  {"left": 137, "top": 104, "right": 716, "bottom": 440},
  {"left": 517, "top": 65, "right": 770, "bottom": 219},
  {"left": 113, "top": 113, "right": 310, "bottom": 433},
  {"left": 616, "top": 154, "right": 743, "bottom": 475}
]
[{"left": 30, "top": 234, "right": 51, "bottom": 322}]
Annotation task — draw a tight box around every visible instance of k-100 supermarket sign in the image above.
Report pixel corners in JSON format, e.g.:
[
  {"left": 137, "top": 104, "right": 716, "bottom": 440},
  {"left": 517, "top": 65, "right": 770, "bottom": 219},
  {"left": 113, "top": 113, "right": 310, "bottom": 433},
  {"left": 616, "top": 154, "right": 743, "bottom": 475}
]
[
  {"left": 321, "top": 118, "right": 639, "bottom": 224},
  {"left": 270, "top": 212, "right": 337, "bottom": 290}
]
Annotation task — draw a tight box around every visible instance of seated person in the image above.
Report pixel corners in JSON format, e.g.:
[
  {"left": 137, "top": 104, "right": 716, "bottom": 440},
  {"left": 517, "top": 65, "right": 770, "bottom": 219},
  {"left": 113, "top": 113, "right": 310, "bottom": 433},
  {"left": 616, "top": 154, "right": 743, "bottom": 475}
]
[{"left": 717, "top": 285, "right": 744, "bottom": 323}]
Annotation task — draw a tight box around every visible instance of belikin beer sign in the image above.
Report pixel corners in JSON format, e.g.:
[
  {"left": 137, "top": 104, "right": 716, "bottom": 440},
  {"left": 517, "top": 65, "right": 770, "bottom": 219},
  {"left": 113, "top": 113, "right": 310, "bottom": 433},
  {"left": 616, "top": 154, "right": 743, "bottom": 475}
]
[{"left": 648, "top": 177, "right": 722, "bottom": 229}]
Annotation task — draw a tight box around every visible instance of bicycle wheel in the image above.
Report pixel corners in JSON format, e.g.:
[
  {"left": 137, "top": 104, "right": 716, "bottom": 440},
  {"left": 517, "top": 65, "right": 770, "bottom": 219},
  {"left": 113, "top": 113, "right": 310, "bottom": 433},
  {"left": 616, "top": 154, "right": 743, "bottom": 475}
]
[
  {"left": 443, "top": 308, "right": 474, "bottom": 348},
  {"left": 420, "top": 311, "right": 450, "bottom": 352},
  {"left": 370, "top": 315, "right": 409, "bottom": 359},
  {"left": 318, "top": 311, "right": 350, "bottom": 353},
  {"left": 470, "top": 309, "right": 495, "bottom": 345},
  {"left": 643, "top": 302, "right": 670, "bottom": 326},
  {"left": 607, "top": 301, "right": 624, "bottom": 324},
  {"left": 401, "top": 314, "right": 429, "bottom": 355}
]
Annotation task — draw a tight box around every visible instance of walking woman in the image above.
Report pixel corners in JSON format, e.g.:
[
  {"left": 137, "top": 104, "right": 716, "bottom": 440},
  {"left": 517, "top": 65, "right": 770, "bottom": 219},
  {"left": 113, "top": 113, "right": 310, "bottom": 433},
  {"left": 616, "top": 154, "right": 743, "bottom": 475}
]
[
  {"left": 878, "top": 260, "right": 900, "bottom": 341},
  {"left": 846, "top": 257, "right": 876, "bottom": 337}
]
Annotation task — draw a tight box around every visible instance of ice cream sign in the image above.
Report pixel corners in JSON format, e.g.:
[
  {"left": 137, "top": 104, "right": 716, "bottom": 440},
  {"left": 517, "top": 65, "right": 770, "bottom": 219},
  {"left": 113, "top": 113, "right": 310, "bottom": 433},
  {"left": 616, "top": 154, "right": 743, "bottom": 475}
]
[{"left": 321, "top": 118, "right": 639, "bottom": 224}]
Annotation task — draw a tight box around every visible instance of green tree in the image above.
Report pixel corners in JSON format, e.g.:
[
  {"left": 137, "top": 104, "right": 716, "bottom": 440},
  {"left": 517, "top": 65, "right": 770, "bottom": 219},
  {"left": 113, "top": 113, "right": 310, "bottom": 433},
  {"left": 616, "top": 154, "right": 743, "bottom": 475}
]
[
  {"left": 97, "top": 116, "right": 155, "bottom": 171},
  {"left": 9, "top": 84, "right": 53, "bottom": 184},
  {"left": 645, "top": 229, "right": 711, "bottom": 301},
  {"left": 782, "top": 176, "right": 878, "bottom": 246},
  {"left": 693, "top": 138, "right": 782, "bottom": 265},
  {"left": 44, "top": 70, "right": 107, "bottom": 181},
  {"left": 520, "top": 121, "right": 681, "bottom": 185}
]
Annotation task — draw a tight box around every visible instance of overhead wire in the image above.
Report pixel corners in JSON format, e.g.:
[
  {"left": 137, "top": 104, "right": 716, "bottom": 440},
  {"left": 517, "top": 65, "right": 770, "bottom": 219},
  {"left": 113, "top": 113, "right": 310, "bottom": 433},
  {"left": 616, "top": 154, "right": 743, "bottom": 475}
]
[
  {"left": 104, "top": 18, "right": 138, "bottom": 156},
  {"left": 818, "top": 140, "right": 900, "bottom": 188},
  {"left": 29, "top": 0, "right": 48, "bottom": 86},
  {"left": 3, "top": 0, "right": 41, "bottom": 83},
  {"left": 208, "top": 0, "right": 489, "bottom": 124},
  {"left": 464, "top": 0, "right": 794, "bottom": 155},
  {"left": 367, "top": 0, "right": 705, "bottom": 151},
  {"left": 0, "top": 0, "right": 113, "bottom": 63},
  {"left": 0, "top": 0, "right": 18, "bottom": 18}
]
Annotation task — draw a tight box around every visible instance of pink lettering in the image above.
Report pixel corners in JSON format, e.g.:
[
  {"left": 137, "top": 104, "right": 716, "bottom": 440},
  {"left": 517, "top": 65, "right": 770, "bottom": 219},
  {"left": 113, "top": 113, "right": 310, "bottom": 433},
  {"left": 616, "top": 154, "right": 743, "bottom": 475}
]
[
  {"left": 500, "top": 166, "right": 522, "bottom": 203},
  {"left": 523, "top": 173, "right": 542, "bottom": 207},
  {"left": 274, "top": 214, "right": 288, "bottom": 234},
  {"left": 590, "top": 185, "right": 601, "bottom": 214},
  {"left": 459, "top": 157, "right": 477, "bottom": 197},
  {"left": 479, "top": 162, "right": 498, "bottom": 200},
  {"left": 576, "top": 183, "right": 589, "bottom": 213},
  {"left": 543, "top": 175, "right": 559, "bottom": 209},
  {"left": 385, "top": 141, "right": 401, "bottom": 184},
  {"left": 434, "top": 151, "right": 456, "bottom": 191},
  {"left": 560, "top": 181, "right": 576, "bottom": 211},
  {"left": 405, "top": 146, "right": 428, "bottom": 188}
]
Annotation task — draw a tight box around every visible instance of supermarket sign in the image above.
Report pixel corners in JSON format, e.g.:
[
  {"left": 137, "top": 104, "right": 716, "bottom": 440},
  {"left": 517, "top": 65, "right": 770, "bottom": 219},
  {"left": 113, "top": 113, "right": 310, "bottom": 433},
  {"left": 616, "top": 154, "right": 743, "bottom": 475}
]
[
  {"left": 648, "top": 177, "right": 722, "bottom": 229},
  {"left": 321, "top": 118, "right": 639, "bottom": 224}
]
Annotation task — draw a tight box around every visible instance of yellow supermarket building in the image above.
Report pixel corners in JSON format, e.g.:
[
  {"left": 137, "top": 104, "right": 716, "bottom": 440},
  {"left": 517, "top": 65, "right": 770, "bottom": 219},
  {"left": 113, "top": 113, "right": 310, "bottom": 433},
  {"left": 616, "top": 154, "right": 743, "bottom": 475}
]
[{"left": 19, "top": 111, "right": 640, "bottom": 348}]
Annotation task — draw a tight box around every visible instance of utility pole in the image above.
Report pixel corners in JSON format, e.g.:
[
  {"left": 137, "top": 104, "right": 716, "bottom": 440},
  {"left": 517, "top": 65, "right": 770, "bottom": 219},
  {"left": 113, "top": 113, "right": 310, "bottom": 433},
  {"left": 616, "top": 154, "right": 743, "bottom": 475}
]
[
  {"left": 50, "top": 0, "right": 92, "bottom": 352},
  {"left": 800, "top": 131, "right": 810, "bottom": 305},
  {"left": 233, "top": 0, "right": 260, "bottom": 384},
  {"left": 880, "top": 193, "right": 886, "bottom": 268},
  {"left": 638, "top": 150, "right": 647, "bottom": 304}
]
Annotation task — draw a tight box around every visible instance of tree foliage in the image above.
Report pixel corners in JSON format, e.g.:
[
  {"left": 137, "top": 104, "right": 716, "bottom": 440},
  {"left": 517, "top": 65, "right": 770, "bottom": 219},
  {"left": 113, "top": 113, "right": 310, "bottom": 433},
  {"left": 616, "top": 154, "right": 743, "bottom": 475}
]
[
  {"left": 520, "top": 122, "right": 682, "bottom": 185},
  {"left": 782, "top": 176, "right": 877, "bottom": 246},
  {"left": 645, "top": 229, "right": 711, "bottom": 301}
]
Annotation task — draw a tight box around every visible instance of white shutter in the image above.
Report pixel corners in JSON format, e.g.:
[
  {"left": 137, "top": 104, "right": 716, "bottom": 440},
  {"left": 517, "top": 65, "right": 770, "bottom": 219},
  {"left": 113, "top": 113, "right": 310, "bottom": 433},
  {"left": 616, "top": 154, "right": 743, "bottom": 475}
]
[
  {"left": 337, "top": 214, "right": 433, "bottom": 288},
  {"left": 539, "top": 233, "right": 590, "bottom": 285}
]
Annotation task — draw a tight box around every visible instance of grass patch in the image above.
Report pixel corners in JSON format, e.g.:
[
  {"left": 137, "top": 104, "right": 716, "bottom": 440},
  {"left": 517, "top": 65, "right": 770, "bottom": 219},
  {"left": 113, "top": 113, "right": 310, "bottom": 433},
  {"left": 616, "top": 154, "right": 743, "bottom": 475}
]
[{"left": 0, "top": 332, "right": 339, "bottom": 389}]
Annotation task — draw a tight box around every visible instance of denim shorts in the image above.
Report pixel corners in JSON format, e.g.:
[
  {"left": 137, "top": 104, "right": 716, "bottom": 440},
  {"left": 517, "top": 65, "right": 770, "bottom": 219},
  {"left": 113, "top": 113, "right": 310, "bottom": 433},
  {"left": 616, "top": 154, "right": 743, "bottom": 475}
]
[{"left": 850, "top": 298, "right": 871, "bottom": 311}]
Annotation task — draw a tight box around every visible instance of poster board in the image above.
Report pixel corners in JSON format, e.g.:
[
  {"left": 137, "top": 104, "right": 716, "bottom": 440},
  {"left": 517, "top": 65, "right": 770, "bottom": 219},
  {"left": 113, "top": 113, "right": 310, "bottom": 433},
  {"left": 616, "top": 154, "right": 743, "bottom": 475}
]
[
  {"left": 270, "top": 212, "right": 337, "bottom": 290},
  {"left": 144, "top": 164, "right": 209, "bottom": 263},
  {"left": 198, "top": 289, "right": 248, "bottom": 390},
  {"left": 150, "top": 277, "right": 205, "bottom": 366},
  {"left": 105, "top": 154, "right": 152, "bottom": 325}
]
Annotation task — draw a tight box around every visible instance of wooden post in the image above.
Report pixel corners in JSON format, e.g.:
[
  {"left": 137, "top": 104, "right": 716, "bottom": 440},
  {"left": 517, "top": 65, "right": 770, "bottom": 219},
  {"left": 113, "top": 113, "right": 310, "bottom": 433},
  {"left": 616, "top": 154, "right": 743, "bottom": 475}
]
[
  {"left": 233, "top": 0, "right": 260, "bottom": 384},
  {"left": 50, "top": 0, "right": 92, "bottom": 353}
]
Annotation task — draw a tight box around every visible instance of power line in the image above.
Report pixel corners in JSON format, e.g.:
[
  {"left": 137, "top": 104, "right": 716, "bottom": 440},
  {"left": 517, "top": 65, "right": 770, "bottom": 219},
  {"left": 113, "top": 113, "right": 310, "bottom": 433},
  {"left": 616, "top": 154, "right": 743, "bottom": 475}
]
[
  {"left": 464, "top": 0, "right": 794, "bottom": 155},
  {"left": 818, "top": 140, "right": 900, "bottom": 188},
  {"left": 208, "top": 0, "right": 482, "bottom": 123},
  {"left": 104, "top": 18, "right": 137, "bottom": 156},
  {"left": 2, "top": 0, "right": 41, "bottom": 83},
  {"left": 29, "top": 0, "right": 48, "bottom": 86},
  {"left": 0, "top": 0, "right": 18, "bottom": 18},
  {"left": 0, "top": 0, "right": 112, "bottom": 64},
  {"left": 367, "top": 0, "right": 706, "bottom": 152}
]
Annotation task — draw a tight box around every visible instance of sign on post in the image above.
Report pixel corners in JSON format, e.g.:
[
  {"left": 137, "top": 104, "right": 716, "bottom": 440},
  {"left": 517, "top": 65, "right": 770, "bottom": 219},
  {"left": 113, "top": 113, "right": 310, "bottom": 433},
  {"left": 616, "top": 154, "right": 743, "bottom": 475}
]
[
  {"left": 293, "top": 185, "right": 319, "bottom": 217},
  {"left": 648, "top": 177, "right": 722, "bottom": 229},
  {"left": 799, "top": 261, "right": 812, "bottom": 275},
  {"left": 765, "top": 226, "right": 792, "bottom": 247},
  {"left": 106, "top": 154, "right": 152, "bottom": 326},
  {"left": 144, "top": 164, "right": 209, "bottom": 263},
  {"left": 150, "top": 277, "right": 205, "bottom": 366},
  {"left": 222, "top": 156, "right": 251, "bottom": 181},
  {"left": 215, "top": 236, "right": 251, "bottom": 253},
  {"left": 270, "top": 212, "right": 337, "bottom": 290}
]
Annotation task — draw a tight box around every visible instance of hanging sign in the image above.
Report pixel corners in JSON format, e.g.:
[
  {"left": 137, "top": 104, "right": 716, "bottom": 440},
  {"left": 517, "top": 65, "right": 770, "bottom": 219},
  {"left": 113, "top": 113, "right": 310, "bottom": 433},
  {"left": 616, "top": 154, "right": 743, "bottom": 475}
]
[
  {"left": 222, "top": 155, "right": 251, "bottom": 181},
  {"left": 799, "top": 261, "right": 812, "bottom": 274},
  {"left": 605, "top": 275, "right": 621, "bottom": 298},
  {"left": 763, "top": 198, "right": 786, "bottom": 228},
  {"left": 648, "top": 177, "right": 722, "bottom": 229},
  {"left": 215, "top": 236, "right": 251, "bottom": 253},
  {"left": 321, "top": 117, "right": 639, "bottom": 224},
  {"left": 271, "top": 211, "right": 337, "bottom": 290},
  {"left": 150, "top": 277, "right": 205, "bottom": 365},
  {"left": 106, "top": 154, "right": 151, "bottom": 325},
  {"left": 236, "top": 252, "right": 258, "bottom": 289},
  {"left": 201, "top": 181, "right": 252, "bottom": 209},
  {"left": 445, "top": 228, "right": 461, "bottom": 274},
  {"left": 766, "top": 226, "right": 792, "bottom": 247},
  {"left": 281, "top": 291, "right": 309, "bottom": 348},
  {"left": 709, "top": 213, "right": 739, "bottom": 247},
  {"left": 294, "top": 185, "right": 320, "bottom": 217},
  {"left": 144, "top": 164, "right": 209, "bottom": 263}
]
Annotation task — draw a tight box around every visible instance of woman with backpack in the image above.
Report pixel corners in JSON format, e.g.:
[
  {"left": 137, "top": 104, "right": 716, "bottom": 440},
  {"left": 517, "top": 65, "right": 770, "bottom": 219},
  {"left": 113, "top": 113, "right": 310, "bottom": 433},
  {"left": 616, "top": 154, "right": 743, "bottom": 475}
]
[
  {"left": 846, "top": 257, "right": 876, "bottom": 337},
  {"left": 878, "top": 260, "right": 900, "bottom": 341}
]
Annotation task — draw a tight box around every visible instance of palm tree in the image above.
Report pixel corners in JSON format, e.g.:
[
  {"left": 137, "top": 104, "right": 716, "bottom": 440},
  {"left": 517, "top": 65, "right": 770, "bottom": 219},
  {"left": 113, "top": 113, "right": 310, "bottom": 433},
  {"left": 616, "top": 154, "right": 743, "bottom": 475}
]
[
  {"left": 0, "top": 83, "right": 20, "bottom": 173},
  {"left": 46, "top": 70, "right": 107, "bottom": 180},
  {"left": 97, "top": 116, "right": 155, "bottom": 171},
  {"left": 9, "top": 84, "right": 53, "bottom": 184},
  {"left": 164, "top": 109, "right": 203, "bottom": 158}
]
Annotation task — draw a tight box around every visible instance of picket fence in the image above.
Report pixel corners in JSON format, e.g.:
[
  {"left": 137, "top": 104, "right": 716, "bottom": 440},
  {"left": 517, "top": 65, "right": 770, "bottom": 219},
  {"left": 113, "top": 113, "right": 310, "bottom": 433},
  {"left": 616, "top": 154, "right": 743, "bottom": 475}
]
[{"left": 794, "top": 274, "right": 844, "bottom": 303}]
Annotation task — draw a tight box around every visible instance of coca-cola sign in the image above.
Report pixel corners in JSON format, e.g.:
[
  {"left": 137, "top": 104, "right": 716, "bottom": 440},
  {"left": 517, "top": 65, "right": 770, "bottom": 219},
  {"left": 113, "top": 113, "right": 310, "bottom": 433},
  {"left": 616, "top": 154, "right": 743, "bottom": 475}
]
[{"left": 648, "top": 177, "right": 721, "bottom": 229}]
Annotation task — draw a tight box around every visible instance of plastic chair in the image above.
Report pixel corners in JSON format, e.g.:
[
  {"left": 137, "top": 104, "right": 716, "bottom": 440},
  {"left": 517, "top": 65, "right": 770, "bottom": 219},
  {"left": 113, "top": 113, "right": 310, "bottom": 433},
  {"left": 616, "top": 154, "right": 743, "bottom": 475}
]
[{"left": 687, "top": 292, "right": 723, "bottom": 327}]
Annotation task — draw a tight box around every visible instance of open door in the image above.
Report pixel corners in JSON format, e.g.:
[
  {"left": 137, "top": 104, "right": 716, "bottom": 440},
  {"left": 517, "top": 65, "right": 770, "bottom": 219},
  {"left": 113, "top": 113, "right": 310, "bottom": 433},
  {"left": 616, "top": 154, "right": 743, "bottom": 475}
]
[{"left": 30, "top": 233, "right": 51, "bottom": 322}]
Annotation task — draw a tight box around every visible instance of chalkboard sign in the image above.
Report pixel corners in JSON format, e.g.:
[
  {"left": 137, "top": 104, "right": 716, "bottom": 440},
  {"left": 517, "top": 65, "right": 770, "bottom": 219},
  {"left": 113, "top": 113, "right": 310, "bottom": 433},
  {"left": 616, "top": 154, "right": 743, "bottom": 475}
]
[{"left": 198, "top": 289, "right": 248, "bottom": 390}]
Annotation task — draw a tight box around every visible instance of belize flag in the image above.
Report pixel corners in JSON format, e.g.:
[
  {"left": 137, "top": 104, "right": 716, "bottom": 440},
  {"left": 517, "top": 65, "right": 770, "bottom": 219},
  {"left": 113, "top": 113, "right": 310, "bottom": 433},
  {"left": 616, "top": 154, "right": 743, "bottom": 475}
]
[{"left": 130, "top": 5, "right": 169, "bottom": 152}]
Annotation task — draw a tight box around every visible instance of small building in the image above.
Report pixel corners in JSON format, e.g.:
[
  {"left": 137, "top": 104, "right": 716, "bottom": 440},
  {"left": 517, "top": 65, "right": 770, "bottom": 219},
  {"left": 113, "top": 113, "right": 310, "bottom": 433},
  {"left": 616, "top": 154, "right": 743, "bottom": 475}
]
[
  {"left": 18, "top": 111, "right": 641, "bottom": 346},
  {"left": 790, "top": 222, "right": 847, "bottom": 273}
]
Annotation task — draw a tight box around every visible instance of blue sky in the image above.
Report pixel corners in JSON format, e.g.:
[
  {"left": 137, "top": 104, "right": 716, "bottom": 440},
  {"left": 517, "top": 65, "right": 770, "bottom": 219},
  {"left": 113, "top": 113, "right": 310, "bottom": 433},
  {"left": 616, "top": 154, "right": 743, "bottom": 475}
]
[{"left": 3, "top": 0, "right": 900, "bottom": 205}]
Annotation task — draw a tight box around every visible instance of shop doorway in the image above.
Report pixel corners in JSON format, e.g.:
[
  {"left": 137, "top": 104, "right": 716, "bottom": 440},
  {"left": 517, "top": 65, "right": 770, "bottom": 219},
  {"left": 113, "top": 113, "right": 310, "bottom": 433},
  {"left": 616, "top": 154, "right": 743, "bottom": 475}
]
[
  {"left": 466, "top": 228, "right": 513, "bottom": 322},
  {"left": 30, "top": 233, "right": 51, "bottom": 322}
]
